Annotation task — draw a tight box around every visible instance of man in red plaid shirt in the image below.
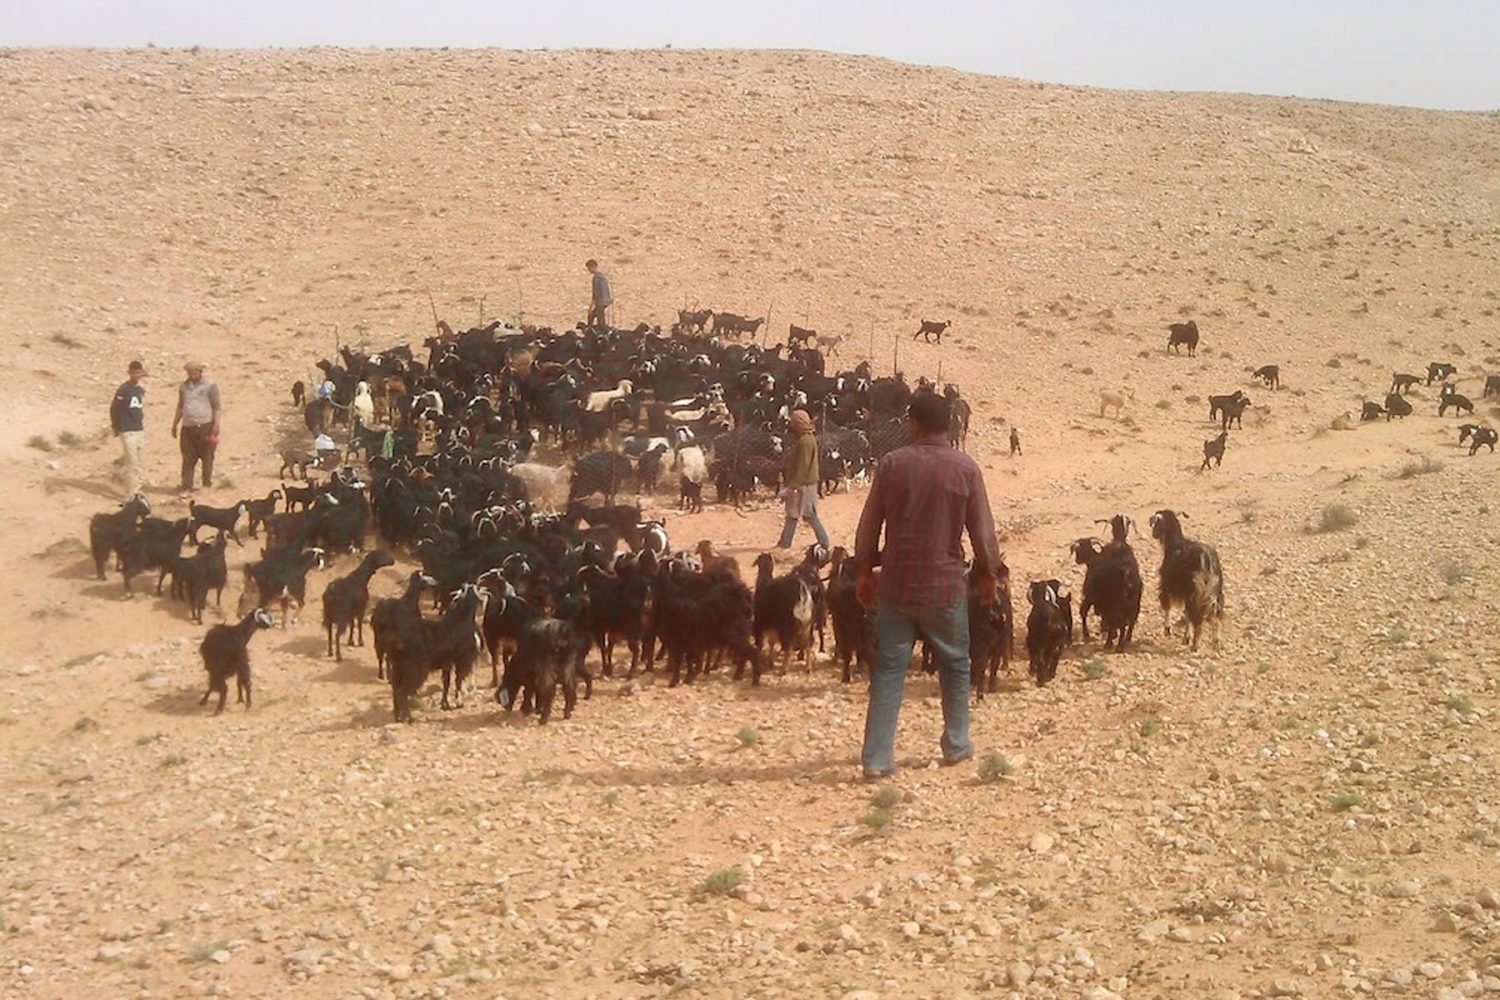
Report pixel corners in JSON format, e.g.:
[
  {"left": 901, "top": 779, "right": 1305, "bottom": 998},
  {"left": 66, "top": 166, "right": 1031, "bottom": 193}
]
[{"left": 854, "top": 392, "right": 1001, "bottom": 779}]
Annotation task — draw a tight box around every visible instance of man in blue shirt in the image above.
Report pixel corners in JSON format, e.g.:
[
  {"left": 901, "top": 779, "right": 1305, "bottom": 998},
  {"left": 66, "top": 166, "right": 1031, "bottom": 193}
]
[
  {"left": 585, "top": 259, "right": 611, "bottom": 329},
  {"left": 109, "top": 360, "right": 149, "bottom": 496}
]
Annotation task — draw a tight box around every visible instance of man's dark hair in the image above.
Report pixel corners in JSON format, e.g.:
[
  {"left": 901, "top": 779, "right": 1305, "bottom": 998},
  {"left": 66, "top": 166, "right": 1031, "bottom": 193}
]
[
  {"left": 585, "top": 259, "right": 598, "bottom": 269},
  {"left": 908, "top": 391, "right": 951, "bottom": 435}
]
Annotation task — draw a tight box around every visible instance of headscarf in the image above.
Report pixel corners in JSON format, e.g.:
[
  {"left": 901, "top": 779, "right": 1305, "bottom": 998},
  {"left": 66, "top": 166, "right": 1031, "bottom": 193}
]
[{"left": 790, "top": 409, "right": 814, "bottom": 436}]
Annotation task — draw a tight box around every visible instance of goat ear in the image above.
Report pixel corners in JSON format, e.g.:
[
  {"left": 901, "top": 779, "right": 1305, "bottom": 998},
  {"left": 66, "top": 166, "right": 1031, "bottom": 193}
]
[{"left": 1177, "top": 511, "right": 1189, "bottom": 519}]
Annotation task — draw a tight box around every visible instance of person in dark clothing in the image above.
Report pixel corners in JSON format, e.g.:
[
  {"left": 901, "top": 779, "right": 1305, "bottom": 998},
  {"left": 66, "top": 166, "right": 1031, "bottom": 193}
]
[
  {"left": 171, "top": 361, "right": 222, "bottom": 492},
  {"left": 110, "top": 360, "right": 149, "bottom": 496},
  {"left": 585, "top": 259, "right": 611, "bottom": 329}
]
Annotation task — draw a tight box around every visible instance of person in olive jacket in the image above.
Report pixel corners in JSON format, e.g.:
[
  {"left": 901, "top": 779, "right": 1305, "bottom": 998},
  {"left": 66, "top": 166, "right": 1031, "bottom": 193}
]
[{"left": 777, "top": 409, "right": 831, "bottom": 549}]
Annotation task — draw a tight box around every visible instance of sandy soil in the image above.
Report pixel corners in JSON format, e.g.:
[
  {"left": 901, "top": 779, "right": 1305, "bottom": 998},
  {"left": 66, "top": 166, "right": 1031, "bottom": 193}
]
[{"left": 1, "top": 48, "right": 1499, "bottom": 1000}]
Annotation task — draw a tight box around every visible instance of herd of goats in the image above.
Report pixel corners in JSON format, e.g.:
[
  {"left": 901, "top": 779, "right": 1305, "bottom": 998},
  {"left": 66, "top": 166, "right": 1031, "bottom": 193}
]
[{"left": 81, "top": 311, "right": 1493, "bottom": 722}]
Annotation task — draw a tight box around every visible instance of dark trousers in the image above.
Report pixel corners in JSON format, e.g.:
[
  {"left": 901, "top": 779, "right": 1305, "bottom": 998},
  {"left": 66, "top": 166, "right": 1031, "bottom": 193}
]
[
  {"left": 179, "top": 424, "right": 216, "bottom": 489},
  {"left": 587, "top": 302, "right": 609, "bottom": 329}
]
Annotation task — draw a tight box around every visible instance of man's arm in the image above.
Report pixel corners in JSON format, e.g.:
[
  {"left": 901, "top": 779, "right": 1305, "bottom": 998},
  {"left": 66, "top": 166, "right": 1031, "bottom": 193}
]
[
  {"left": 964, "top": 463, "right": 1002, "bottom": 574},
  {"left": 109, "top": 389, "right": 124, "bottom": 434},
  {"left": 171, "top": 384, "right": 184, "bottom": 437},
  {"left": 853, "top": 459, "right": 888, "bottom": 572},
  {"left": 209, "top": 383, "right": 222, "bottom": 434}
]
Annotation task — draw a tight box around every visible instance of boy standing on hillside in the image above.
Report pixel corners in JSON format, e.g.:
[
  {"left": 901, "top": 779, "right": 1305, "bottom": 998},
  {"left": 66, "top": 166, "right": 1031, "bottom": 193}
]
[
  {"left": 585, "top": 259, "right": 611, "bottom": 329},
  {"left": 110, "top": 359, "right": 149, "bottom": 496}
]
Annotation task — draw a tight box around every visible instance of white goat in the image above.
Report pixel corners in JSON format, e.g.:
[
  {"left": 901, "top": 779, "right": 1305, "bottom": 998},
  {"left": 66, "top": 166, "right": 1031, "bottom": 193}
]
[
  {"left": 586, "top": 379, "right": 634, "bottom": 413},
  {"left": 1098, "top": 388, "right": 1135, "bottom": 419},
  {"left": 672, "top": 445, "right": 708, "bottom": 485}
]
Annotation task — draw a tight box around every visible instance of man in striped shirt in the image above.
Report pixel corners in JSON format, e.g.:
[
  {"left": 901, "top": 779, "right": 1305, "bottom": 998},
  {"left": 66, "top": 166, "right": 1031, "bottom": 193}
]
[{"left": 854, "top": 392, "right": 1001, "bottom": 779}]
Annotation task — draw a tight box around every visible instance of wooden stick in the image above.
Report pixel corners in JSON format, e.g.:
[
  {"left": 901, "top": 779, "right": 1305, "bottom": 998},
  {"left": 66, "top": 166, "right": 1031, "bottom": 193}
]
[
  {"left": 478, "top": 294, "right": 486, "bottom": 328},
  {"left": 426, "top": 291, "right": 440, "bottom": 333}
]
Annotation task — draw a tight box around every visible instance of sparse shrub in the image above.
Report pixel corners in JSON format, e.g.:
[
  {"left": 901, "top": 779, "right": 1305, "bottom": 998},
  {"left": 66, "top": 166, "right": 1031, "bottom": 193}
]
[
  {"left": 1314, "top": 504, "right": 1358, "bottom": 533},
  {"left": 736, "top": 726, "right": 761, "bottom": 748},
  {"left": 1325, "top": 357, "right": 1341, "bottom": 368},
  {"left": 161, "top": 752, "right": 185, "bottom": 768},
  {"left": 56, "top": 431, "right": 82, "bottom": 448},
  {"left": 1394, "top": 456, "right": 1443, "bottom": 479},
  {"left": 1447, "top": 694, "right": 1476, "bottom": 716},
  {"left": 1353, "top": 535, "right": 1369, "bottom": 550},
  {"left": 1331, "top": 791, "right": 1364, "bottom": 812},
  {"left": 1138, "top": 715, "right": 1162, "bottom": 738},
  {"left": 26, "top": 435, "right": 53, "bottom": 452},
  {"left": 1081, "top": 658, "right": 1107, "bottom": 681},
  {"left": 1155, "top": 399, "right": 1172, "bottom": 410},
  {"left": 699, "top": 866, "right": 745, "bottom": 896},
  {"left": 379, "top": 794, "right": 396, "bottom": 810},
  {"left": 49, "top": 331, "right": 83, "bottom": 348},
  {"left": 602, "top": 789, "right": 620, "bottom": 807},
  {"left": 186, "top": 940, "right": 227, "bottom": 964},
  {"left": 72, "top": 716, "right": 98, "bottom": 732},
  {"left": 977, "top": 752, "right": 1014, "bottom": 783},
  {"left": 1386, "top": 624, "right": 1411, "bottom": 644},
  {"left": 1256, "top": 661, "right": 1271, "bottom": 674},
  {"left": 860, "top": 809, "right": 892, "bottom": 832},
  {"left": 870, "top": 785, "right": 902, "bottom": 810},
  {"left": 1438, "top": 558, "right": 1471, "bottom": 585}
]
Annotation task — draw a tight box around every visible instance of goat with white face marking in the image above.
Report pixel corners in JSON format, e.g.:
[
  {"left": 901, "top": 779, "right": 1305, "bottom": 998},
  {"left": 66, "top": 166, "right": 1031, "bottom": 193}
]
[
  {"left": 1148, "top": 509, "right": 1224, "bottom": 651},
  {"left": 199, "top": 609, "right": 274, "bottom": 715}
]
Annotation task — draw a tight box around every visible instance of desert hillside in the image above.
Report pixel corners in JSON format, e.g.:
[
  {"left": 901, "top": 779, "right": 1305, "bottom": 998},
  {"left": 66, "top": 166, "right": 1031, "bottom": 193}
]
[{"left": 1, "top": 48, "right": 1499, "bottom": 1000}]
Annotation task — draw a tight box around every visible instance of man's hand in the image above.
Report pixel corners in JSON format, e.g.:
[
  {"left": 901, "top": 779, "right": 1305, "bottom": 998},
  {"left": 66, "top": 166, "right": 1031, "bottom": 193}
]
[
  {"left": 856, "top": 568, "right": 878, "bottom": 610},
  {"left": 170, "top": 424, "right": 178, "bottom": 439},
  {"left": 972, "top": 568, "right": 998, "bottom": 605}
]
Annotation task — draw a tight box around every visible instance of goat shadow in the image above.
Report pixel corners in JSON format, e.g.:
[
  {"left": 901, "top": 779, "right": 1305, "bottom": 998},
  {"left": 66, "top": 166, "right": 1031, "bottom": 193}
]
[
  {"left": 272, "top": 635, "right": 329, "bottom": 659},
  {"left": 144, "top": 684, "right": 218, "bottom": 717}
]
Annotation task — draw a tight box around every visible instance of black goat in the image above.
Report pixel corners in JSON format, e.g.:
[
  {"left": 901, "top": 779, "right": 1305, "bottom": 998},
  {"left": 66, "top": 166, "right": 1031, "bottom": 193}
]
[
  {"left": 677, "top": 308, "right": 714, "bottom": 334},
  {"left": 752, "top": 552, "right": 816, "bottom": 679},
  {"left": 1439, "top": 385, "right": 1475, "bottom": 417},
  {"left": 570, "top": 451, "right": 633, "bottom": 504},
  {"left": 1360, "top": 400, "right": 1385, "bottom": 422},
  {"left": 1148, "top": 510, "right": 1224, "bottom": 651},
  {"left": 188, "top": 500, "right": 248, "bottom": 546},
  {"left": 371, "top": 571, "right": 433, "bottom": 681},
  {"left": 387, "top": 584, "right": 489, "bottom": 722},
  {"left": 120, "top": 516, "right": 192, "bottom": 595},
  {"left": 164, "top": 536, "right": 228, "bottom": 623},
  {"left": 969, "top": 557, "right": 1015, "bottom": 697},
  {"left": 787, "top": 324, "right": 817, "bottom": 348},
  {"left": 322, "top": 550, "right": 396, "bottom": 660},
  {"left": 291, "top": 380, "right": 306, "bottom": 408},
  {"left": 199, "top": 609, "right": 274, "bottom": 714},
  {"left": 1253, "top": 365, "right": 1280, "bottom": 389},
  {"left": 1071, "top": 514, "right": 1142, "bottom": 652},
  {"left": 1390, "top": 372, "right": 1422, "bottom": 395},
  {"left": 1384, "top": 393, "right": 1413, "bottom": 420},
  {"left": 1219, "top": 396, "right": 1251, "bottom": 431},
  {"left": 1484, "top": 375, "right": 1500, "bottom": 398},
  {"left": 914, "top": 319, "right": 951, "bottom": 343},
  {"left": 89, "top": 494, "right": 150, "bottom": 580},
  {"left": 1207, "top": 390, "right": 1244, "bottom": 424},
  {"left": 826, "top": 548, "right": 873, "bottom": 684},
  {"left": 283, "top": 480, "right": 318, "bottom": 512},
  {"left": 1201, "top": 431, "right": 1228, "bottom": 471},
  {"left": 1167, "top": 320, "right": 1199, "bottom": 356},
  {"left": 655, "top": 559, "right": 759, "bottom": 686},
  {"left": 240, "top": 546, "right": 326, "bottom": 627},
  {"left": 579, "top": 558, "right": 654, "bottom": 678},
  {"left": 1468, "top": 427, "right": 1498, "bottom": 455},
  {"left": 497, "top": 616, "right": 591, "bottom": 724},
  {"left": 1427, "top": 362, "right": 1457, "bottom": 385},
  {"left": 1025, "top": 582, "right": 1069, "bottom": 687},
  {"left": 244, "top": 490, "right": 283, "bottom": 539}
]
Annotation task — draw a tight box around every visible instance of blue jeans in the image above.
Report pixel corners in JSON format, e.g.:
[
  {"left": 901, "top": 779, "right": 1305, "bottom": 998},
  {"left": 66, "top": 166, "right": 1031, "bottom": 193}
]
[{"left": 861, "top": 597, "right": 972, "bottom": 774}]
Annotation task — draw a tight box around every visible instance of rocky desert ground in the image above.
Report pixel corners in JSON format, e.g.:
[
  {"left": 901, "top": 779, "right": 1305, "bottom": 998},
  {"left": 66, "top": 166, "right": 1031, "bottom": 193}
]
[{"left": 1, "top": 47, "right": 1499, "bottom": 1000}]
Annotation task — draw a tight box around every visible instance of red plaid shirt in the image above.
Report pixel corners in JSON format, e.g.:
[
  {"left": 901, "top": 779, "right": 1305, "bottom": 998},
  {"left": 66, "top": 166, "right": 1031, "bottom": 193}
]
[{"left": 854, "top": 433, "right": 1000, "bottom": 607}]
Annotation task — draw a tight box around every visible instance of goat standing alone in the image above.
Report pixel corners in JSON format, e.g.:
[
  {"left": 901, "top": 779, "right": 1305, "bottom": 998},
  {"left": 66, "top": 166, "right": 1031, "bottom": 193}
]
[
  {"left": 199, "top": 609, "right": 274, "bottom": 714},
  {"left": 1025, "top": 582, "right": 1069, "bottom": 687}
]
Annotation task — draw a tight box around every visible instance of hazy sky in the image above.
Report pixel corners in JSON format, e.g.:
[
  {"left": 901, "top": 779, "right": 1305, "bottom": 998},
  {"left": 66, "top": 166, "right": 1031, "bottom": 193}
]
[{"left": 5, "top": 1, "right": 1498, "bottom": 111}]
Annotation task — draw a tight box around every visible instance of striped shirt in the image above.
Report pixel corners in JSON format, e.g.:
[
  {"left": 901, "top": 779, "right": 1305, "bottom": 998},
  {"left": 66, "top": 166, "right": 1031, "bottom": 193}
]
[{"left": 854, "top": 433, "right": 1001, "bottom": 608}]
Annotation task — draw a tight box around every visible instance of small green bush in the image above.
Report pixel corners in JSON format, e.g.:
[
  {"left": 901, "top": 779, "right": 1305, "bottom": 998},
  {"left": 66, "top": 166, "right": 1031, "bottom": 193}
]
[
  {"left": 736, "top": 726, "right": 761, "bottom": 748},
  {"left": 860, "top": 809, "right": 892, "bottom": 832},
  {"left": 1138, "top": 716, "right": 1162, "bottom": 738},
  {"left": 1447, "top": 694, "right": 1476, "bottom": 716},
  {"left": 699, "top": 866, "right": 745, "bottom": 896},
  {"left": 977, "top": 752, "right": 1014, "bottom": 783},
  {"left": 1081, "top": 658, "right": 1107, "bottom": 681},
  {"left": 26, "top": 435, "right": 53, "bottom": 452},
  {"left": 1314, "top": 504, "right": 1358, "bottom": 533},
  {"left": 1331, "top": 791, "right": 1363, "bottom": 812},
  {"left": 57, "top": 431, "right": 82, "bottom": 448},
  {"left": 869, "top": 785, "right": 902, "bottom": 810}
]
